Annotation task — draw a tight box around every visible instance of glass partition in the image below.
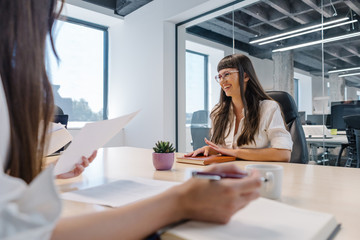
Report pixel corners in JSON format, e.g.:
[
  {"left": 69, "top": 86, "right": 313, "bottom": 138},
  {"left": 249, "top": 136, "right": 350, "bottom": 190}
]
[{"left": 177, "top": 0, "right": 359, "bottom": 166}]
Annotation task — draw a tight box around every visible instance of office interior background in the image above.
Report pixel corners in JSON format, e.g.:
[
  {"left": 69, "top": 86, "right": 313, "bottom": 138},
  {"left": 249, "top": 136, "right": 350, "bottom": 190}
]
[{"left": 50, "top": 0, "right": 360, "bottom": 165}]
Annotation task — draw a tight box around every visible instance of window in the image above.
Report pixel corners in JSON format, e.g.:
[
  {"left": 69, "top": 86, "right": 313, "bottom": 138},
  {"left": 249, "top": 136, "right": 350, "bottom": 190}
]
[
  {"left": 46, "top": 17, "right": 108, "bottom": 126},
  {"left": 185, "top": 50, "right": 209, "bottom": 124}
]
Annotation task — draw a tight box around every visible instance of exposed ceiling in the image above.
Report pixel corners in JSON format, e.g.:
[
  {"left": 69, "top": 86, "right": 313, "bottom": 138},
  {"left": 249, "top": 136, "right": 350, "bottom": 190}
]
[
  {"left": 187, "top": 0, "right": 360, "bottom": 88},
  {"left": 82, "top": 0, "right": 152, "bottom": 17}
]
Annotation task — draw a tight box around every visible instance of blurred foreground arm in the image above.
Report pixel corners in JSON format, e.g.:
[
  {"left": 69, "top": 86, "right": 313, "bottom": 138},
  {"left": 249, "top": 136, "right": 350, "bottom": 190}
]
[{"left": 52, "top": 164, "right": 260, "bottom": 240}]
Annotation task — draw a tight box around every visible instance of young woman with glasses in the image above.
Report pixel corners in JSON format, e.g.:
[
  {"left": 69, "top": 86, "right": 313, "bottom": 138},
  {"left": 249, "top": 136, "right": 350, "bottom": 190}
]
[
  {"left": 186, "top": 54, "right": 293, "bottom": 162},
  {"left": 0, "top": 1, "right": 261, "bottom": 239}
]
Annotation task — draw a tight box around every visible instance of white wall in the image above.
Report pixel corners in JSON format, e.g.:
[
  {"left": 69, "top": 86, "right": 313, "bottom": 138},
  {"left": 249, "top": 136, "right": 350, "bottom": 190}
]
[
  {"left": 346, "top": 86, "right": 360, "bottom": 100},
  {"left": 106, "top": 0, "right": 236, "bottom": 148},
  {"left": 294, "top": 71, "right": 312, "bottom": 115}
]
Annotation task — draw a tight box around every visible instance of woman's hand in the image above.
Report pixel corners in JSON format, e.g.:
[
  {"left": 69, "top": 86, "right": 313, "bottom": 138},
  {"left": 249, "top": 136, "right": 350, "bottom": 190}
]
[
  {"left": 184, "top": 145, "right": 218, "bottom": 157},
  {"left": 175, "top": 163, "right": 261, "bottom": 223},
  {"left": 56, "top": 150, "right": 97, "bottom": 179},
  {"left": 204, "top": 138, "right": 238, "bottom": 157}
]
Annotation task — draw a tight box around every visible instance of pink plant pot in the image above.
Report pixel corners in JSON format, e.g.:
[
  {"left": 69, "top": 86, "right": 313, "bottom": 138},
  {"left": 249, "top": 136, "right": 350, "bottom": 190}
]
[{"left": 152, "top": 152, "right": 174, "bottom": 170}]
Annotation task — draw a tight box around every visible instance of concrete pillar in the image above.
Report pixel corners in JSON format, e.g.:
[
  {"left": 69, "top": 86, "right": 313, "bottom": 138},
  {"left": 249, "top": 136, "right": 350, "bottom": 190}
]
[
  {"left": 272, "top": 51, "right": 294, "bottom": 97},
  {"left": 328, "top": 73, "right": 345, "bottom": 102}
]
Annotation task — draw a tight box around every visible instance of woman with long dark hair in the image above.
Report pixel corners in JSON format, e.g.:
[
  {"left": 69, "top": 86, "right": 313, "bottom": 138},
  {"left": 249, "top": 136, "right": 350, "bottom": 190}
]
[
  {"left": 0, "top": 1, "right": 261, "bottom": 239},
  {"left": 186, "top": 54, "right": 292, "bottom": 162}
]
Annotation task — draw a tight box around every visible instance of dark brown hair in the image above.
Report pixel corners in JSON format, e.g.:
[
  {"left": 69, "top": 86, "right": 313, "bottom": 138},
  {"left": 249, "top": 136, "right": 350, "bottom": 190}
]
[
  {"left": 211, "top": 54, "right": 271, "bottom": 146},
  {"left": 0, "top": 0, "right": 63, "bottom": 183}
]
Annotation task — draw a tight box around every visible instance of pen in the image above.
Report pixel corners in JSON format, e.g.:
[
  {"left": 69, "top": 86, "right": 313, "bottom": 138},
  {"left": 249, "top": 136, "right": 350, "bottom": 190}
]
[{"left": 192, "top": 171, "right": 267, "bottom": 182}]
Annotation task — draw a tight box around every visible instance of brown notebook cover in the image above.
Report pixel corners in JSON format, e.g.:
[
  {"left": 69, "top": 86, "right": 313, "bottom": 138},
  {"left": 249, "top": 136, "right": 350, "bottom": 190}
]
[{"left": 176, "top": 155, "right": 236, "bottom": 165}]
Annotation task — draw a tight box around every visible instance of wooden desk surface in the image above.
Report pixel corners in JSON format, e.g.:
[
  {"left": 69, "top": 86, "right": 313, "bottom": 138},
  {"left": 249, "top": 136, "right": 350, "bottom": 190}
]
[{"left": 56, "top": 147, "right": 360, "bottom": 240}]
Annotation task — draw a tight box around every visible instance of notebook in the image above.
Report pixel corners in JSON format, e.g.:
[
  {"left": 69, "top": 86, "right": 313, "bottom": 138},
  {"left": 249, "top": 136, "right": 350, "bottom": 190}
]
[
  {"left": 162, "top": 197, "right": 340, "bottom": 240},
  {"left": 176, "top": 155, "right": 236, "bottom": 165},
  {"left": 303, "top": 125, "right": 333, "bottom": 139}
]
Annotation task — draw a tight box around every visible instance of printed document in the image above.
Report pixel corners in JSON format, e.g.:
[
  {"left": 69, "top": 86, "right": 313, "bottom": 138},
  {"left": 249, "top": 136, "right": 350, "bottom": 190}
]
[{"left": 54, "top": 111, "right": 139, "bottom": 175}]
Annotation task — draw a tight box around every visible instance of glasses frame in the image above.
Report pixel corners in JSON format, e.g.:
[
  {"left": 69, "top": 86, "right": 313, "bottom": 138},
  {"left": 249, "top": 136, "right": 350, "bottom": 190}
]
[{"left": 215, "top": 70, "right": 239, "bottom": 83}]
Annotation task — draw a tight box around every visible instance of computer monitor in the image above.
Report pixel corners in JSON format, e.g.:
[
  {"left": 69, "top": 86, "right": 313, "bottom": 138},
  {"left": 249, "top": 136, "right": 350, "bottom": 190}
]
[
  {"left": 306, "top": 114, "right": 331, "bottom": 127},
  {"left": 331, "top": 104, "right": 360, "bottom": 131}
]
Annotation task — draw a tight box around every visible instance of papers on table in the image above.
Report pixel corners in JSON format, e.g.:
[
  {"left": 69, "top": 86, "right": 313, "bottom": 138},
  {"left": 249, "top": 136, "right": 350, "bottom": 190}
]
[
  {"left": 54, "top": 111, "right": 139, "bottom": 175},
  {"left": 61, "top": 177, "right": 180, "bottom": 207},
  {"left": 45, "top": 122, "right": 73, "bottom": 156}
]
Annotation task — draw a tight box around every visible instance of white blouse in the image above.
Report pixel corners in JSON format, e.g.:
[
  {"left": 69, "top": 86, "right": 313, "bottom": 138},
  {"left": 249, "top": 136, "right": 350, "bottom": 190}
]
[
  {"left": 214, "top": 100, "right": 293, "bottom": 150},
  {"left": 0, "top": 79, "right": 62, "bottom": 240}
]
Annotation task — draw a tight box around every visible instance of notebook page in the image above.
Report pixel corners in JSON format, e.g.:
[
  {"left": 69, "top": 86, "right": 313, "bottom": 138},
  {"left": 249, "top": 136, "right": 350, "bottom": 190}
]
[{"left": 166, "top": 198, "right": 338, "bottom": 240}]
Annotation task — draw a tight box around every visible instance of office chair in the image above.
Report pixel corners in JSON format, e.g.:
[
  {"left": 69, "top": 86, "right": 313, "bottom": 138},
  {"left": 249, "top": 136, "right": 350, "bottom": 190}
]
[
  {"left": 267, "top": 91, "right": 309, "bottom": 164},
  {"left": 53, "top": 114, "right": 69, "bottom": 128},
  {"left": 53, "top": 105, "right": 68, "bottom": 128},
  {"left": 343, "top": 115, "right": 360, "bottom": 168},
  {"left": 190, "top": 110, "right": 211, "bottom": 151},
  {"left": 54, "top": 105, "right": 64, "bottom": 115},
  {"left": 53, "top": 106, "right": 70, "bottom": 153}
]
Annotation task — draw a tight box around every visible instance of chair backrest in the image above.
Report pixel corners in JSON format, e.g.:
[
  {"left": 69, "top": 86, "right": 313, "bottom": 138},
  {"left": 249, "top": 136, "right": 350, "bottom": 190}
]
[
  {"left": 54, "top": 105, "right": 64, "bottom": 115},
  {"left": 53, "top": 114, "right": 69, "bottom": 128},
  {"left": 343, "top": 115, "right": 360, "bottom": 167},
  {"left": 267, "top": 91, "right": 309, "bottom": 164},
  {"left": 190, "top": 110, "right": 210, "bottom": 151}
]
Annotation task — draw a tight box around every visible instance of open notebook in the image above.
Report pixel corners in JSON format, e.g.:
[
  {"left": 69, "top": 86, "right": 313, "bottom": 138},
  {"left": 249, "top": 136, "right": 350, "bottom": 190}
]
[{"left": 163, "top": 198, "right": 340, "bottom": 240}]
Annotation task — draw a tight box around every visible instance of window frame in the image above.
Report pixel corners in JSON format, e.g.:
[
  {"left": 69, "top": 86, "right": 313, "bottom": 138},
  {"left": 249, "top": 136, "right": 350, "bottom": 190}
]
[{"left": 55, "top": 16, "right": 109, "bottom": 120}]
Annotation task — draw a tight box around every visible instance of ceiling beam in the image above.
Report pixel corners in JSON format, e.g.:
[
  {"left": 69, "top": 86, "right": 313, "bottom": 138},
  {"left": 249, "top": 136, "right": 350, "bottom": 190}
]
[
  {"left": 343, "top": 45, "right": 360, "bottom": 58},
  {"left": 240, "top": 5, "right": 288, "bottom": 30},
  {"left": 217, "top": 15, "right": 259, "bottom": 36},
  {"left": 186, "top": 26, "right": 256, "bottom": 54},
  {"left": 262, "top": 0, "right": 308, "bottom": 24},
  {"left": 197, "top": 20, "right": 252, "bottom": 42},
  {"left": 323, "top": 48, "right": 358, "bottom": 66},
  {"left": 301, "top": 0, "right": 332, "bottom": 18},
  {"left": 344, "top": 0, "right": 360, "bottom": 16}
]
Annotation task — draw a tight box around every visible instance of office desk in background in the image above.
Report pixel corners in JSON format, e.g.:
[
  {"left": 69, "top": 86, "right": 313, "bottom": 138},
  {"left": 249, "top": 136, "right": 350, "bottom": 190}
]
[
  {"left": 306, "top": 135, "right": 348, "bottom": 163},
  {"left": 54, "top": 147, "right": 360, "bottom": 240}
]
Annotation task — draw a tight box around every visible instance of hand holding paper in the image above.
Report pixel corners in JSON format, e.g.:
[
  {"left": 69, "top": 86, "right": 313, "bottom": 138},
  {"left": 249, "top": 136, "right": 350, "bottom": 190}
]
[
  {"left": 56, "top": 151, "right": 97, "bottom": 179},
  {"left": 54, "top": 111, "right": 139, "bottom": 175}
]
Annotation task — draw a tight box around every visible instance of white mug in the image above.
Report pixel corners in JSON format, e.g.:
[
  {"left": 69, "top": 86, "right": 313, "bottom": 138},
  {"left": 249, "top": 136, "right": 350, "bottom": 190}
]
[{"left": 245, "top": 164, "right": 283, "bottom": 200}]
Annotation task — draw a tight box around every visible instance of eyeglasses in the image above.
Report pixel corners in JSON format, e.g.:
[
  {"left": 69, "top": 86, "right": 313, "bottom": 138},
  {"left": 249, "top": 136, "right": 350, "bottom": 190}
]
[{"left": 214, "top": 70, "right": 239, "bottom": 83}]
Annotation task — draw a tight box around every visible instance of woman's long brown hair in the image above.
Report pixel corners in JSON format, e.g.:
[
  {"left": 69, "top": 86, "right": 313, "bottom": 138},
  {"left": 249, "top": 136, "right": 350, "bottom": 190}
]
[
  {"left": 0, "top": 0, "right": 63, "bottom": 183},
  {"left": 211, "top": 54, "right": 272, "bottom": 147}
]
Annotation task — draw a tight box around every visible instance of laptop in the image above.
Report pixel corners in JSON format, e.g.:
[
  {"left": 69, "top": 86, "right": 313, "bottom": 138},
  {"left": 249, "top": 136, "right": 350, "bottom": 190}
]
[{"left": 303, "top": 125, "right": 333, "bottom": 139}]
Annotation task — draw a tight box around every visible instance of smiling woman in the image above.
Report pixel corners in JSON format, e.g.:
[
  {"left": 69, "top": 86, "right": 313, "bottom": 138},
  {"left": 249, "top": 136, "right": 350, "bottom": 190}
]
[{"left": 185, "top": 54, "right": 293, "bottom": 162}]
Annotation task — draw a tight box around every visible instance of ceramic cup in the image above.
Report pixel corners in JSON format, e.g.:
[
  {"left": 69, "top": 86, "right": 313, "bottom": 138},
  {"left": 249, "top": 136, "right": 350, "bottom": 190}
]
[
  {"left": 245, "top": 164, "right": 283, "bottom": 199},
  {"left": 152, "top": 152, "right": 174, "bottom": 170}
]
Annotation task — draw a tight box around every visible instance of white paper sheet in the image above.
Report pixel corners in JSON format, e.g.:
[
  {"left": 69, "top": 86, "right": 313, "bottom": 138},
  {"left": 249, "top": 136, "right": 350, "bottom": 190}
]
[
  {"left": 61, "top": 177, "right": 180, "bottom": 207},
  {"left": 54, "top": 111, "right": 139, "bottom": 175}
]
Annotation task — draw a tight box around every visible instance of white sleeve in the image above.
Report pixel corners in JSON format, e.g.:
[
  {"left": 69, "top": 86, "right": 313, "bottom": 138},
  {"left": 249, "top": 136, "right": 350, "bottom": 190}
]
[
  {"left": 265, "top": 102, "right": 293, "bottom": 150},
  {"left": 0, "top": 166, "right": 62, "bottom": 240}
]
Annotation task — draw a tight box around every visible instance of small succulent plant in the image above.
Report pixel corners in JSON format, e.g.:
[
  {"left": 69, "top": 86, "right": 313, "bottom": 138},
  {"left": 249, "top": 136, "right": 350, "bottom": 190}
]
[{"left": 153, "top": 141, "right": 175, "bottom": 153}]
